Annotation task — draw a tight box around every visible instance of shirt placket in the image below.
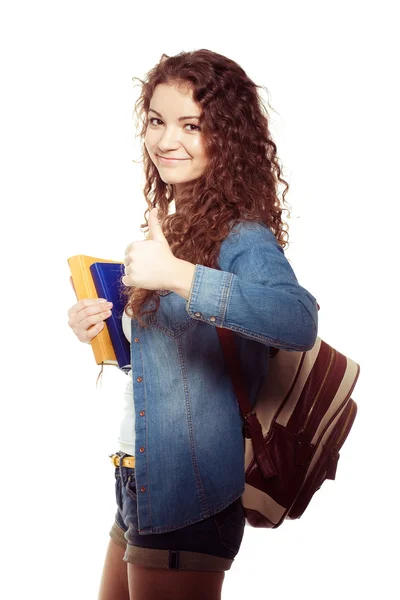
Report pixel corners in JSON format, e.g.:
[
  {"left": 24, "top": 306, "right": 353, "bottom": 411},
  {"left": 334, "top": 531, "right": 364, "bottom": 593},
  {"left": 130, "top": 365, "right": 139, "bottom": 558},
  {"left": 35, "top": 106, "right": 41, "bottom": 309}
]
[{"left": 130, "top": 318, "right": 151, "bottom": 533}]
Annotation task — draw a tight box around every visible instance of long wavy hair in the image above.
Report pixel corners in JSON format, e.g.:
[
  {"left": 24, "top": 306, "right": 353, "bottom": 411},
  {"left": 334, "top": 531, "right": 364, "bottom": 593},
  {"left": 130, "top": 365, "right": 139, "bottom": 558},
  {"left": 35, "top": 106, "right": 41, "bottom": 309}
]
[{"left": 121, "top": 49, "right": 291, "bottom": 327}]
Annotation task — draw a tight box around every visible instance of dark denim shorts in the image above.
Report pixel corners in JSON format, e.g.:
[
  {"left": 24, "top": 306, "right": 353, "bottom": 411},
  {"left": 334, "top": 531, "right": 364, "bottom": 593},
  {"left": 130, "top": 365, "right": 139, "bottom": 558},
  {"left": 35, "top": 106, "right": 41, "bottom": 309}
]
[{"left": 109, "top": 452, "right": 245, "bottom": 571}]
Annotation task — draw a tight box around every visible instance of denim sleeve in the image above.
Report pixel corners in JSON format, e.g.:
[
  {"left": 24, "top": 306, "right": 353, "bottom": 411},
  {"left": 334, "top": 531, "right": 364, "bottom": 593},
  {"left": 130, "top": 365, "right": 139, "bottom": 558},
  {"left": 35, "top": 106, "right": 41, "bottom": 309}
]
[{"left": 186, "top": 222, "right": 318, "bottom": 350}]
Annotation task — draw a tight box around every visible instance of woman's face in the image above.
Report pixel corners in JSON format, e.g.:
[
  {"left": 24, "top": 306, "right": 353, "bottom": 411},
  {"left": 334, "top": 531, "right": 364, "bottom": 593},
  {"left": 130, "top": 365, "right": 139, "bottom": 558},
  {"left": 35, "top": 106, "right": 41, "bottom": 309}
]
[{"left": 144, "top": 82, "right": 208, "bottom": 193}]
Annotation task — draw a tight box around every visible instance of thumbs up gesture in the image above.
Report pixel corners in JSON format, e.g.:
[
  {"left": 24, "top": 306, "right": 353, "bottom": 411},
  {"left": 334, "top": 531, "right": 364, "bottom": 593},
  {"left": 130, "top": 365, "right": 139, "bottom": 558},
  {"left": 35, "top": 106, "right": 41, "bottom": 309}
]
[{"left": 122, "top": 207, "right": 179, "bottom": 290}]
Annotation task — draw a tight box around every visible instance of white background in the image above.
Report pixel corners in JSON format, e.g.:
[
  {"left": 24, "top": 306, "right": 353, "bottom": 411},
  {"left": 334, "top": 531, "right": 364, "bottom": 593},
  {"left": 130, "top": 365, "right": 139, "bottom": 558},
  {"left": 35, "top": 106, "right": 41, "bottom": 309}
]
[{"left": 1, "top": 1, "right": 399, "bottom": 598}]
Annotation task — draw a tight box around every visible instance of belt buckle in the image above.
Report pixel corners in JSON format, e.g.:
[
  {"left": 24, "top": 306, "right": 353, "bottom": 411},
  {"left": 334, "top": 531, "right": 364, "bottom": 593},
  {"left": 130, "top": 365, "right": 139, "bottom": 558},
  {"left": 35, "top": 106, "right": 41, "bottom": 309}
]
[{"left": 109, "top": 453, "right": 119, "bottom": 467}]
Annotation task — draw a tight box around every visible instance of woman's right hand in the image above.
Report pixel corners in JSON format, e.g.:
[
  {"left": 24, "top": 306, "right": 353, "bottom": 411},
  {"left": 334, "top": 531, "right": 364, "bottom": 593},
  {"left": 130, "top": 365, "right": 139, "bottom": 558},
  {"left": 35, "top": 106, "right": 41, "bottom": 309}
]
[{"left": 67, "top": 276, "right": 113, "bottom": 343}]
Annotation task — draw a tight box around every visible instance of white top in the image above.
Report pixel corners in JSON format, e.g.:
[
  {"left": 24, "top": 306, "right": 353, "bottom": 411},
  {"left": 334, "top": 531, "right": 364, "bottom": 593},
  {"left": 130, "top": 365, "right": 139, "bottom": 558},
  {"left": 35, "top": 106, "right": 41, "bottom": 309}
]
[{"left": 118, "top": 309, "right": 135, "bottom": 455}]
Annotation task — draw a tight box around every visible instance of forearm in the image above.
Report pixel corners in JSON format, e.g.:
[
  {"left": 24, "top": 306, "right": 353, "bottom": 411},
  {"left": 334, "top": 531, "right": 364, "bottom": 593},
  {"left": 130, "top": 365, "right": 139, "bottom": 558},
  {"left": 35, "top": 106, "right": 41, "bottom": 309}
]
[{"left": 186, "top": 263, "right": 318, "bottom": 351}]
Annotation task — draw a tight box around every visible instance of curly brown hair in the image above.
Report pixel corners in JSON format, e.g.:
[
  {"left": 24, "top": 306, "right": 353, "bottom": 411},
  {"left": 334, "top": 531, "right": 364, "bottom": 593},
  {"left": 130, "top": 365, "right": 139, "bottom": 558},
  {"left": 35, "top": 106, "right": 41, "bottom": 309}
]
[{"left": 121, "top": 49, "right": 291, "bottom": 327}]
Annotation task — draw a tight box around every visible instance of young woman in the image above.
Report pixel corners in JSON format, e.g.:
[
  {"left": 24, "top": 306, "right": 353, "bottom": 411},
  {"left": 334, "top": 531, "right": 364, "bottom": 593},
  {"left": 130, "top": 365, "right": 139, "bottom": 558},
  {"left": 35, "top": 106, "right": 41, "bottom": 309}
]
[{"left": 67, "top": 49, "right": 318, "bottom": 600}]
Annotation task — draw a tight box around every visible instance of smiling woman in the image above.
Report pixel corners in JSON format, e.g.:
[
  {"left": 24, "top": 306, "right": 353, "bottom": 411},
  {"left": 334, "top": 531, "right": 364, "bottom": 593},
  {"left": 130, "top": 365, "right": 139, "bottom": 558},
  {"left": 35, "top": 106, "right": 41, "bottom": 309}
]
[
  {"left": 144, "top": 82, "right": 209, "bottom": 192},
  {"left": 107, "top": 48, "right": 318, "bottom": 600},
  {"left": 66, "top": 48, "right": 320, "bottom": 600}
]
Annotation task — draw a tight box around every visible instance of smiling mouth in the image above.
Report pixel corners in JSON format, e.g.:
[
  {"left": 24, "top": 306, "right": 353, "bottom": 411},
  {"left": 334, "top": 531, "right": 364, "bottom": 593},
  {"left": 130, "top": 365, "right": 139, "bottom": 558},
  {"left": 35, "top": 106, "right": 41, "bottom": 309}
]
[{"left": 157, "top": 155, "right": 189, "bottom": 162}]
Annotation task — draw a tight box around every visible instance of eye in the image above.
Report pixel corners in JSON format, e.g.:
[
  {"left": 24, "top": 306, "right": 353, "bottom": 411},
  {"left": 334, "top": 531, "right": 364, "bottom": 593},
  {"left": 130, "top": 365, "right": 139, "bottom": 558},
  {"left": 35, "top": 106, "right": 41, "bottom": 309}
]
[
  {"left": 147, "top": 117, "right": 200, "bottom": 132},
  {"left": 184, "top": 124, "right": 201, "bottom": 132}
]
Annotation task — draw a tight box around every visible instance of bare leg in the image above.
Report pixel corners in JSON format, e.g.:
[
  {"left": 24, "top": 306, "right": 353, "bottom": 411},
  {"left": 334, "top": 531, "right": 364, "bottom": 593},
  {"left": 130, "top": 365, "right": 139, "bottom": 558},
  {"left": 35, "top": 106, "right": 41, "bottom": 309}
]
[
  {"left": 97, "top": 538, "right": 130, "bottom": 600},
  {"left": 127, "top": 563, "right": 225, "bottom": 600}
]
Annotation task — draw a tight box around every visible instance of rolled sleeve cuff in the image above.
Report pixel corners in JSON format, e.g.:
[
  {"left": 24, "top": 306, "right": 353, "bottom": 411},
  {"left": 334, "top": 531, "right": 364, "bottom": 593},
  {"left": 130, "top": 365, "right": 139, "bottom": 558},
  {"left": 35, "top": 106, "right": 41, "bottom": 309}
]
[{"left": 186, "top": 264, "right": 234, "bottom": 326}]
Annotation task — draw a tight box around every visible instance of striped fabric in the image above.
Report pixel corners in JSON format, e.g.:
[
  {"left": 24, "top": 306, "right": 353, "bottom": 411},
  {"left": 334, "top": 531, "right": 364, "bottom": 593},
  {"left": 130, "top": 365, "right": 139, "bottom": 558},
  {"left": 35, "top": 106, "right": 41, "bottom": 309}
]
[{"left": 217, "top": 332, "right": 360, "bottom": 528}]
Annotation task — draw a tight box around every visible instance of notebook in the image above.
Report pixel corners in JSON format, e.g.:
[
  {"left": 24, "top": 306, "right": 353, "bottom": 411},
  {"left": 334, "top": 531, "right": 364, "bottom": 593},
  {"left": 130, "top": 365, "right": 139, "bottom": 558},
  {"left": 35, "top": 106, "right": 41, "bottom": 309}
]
[
  {"left": 67, "top": 255, "right": 131, "bottom": 372},
  {"left": 90, "top": 262, "right": 131, "bottom": 372}
]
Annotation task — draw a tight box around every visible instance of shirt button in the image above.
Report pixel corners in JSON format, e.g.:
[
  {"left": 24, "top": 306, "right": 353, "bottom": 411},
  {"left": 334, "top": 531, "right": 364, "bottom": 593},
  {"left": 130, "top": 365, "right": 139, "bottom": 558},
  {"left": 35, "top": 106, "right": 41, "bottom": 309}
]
[
  {"left": 210, "top": 316, "right": 216, "bottom": 322},
  {"left": 139, "top": 447, "right": 145, "bottom": 453},
  {"left": 137, "top": 376, "right": 143, "bottom": 383},
  {"left": 139, "top": 411, "right": 145, "bottom": 417},
  {"left": 140, "top": 486, "right": 146, "bottom": 493},
  {"left": 194, "top": 312, "right": 201, "bottom": 317},
  {"left": 134, "top": 337, "right": 139, "bottom": 343}
]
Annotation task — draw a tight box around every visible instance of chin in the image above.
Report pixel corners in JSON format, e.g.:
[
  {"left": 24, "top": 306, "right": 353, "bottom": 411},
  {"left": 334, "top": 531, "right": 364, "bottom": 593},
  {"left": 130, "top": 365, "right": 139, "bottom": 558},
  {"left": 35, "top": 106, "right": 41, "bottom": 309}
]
[
  {"left": 159, "top": 174, "right": 188, "bottom": 184},
  {"left": 159, "top": 176, "right": 181, "bottom": 185}
]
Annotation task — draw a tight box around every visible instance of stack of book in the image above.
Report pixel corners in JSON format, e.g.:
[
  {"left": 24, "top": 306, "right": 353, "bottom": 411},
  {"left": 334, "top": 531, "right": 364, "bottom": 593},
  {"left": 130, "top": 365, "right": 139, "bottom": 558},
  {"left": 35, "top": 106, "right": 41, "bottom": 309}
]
[{"left": 67, "top": 255, "right": 131, "bottom": 372}]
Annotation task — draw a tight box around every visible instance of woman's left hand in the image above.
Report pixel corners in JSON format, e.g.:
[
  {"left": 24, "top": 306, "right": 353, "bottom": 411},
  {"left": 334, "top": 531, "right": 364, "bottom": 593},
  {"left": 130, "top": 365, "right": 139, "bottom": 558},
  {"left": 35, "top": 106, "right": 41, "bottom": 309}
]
[{"left": 122, "top": 207, "right": 178, "bottom": 290}]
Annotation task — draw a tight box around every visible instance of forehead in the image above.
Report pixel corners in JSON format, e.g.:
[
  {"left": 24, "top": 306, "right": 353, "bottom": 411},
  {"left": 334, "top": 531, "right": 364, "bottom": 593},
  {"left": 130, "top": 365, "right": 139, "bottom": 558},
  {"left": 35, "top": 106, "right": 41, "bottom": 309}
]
[{"left": 150, "top": 82, "right": 200, "bottom": 116}]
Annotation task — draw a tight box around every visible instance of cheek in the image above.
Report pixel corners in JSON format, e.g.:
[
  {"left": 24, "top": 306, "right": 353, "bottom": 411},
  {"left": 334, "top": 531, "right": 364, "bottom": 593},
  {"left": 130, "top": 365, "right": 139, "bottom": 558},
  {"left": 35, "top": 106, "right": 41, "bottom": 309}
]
[
  {"left": 190, "top": 137, "right": 202, "bottom": 152},
  {"left": 191, "top": 138, "right": 207, "bottom": 161},
  {"left": 198, "top": 144, "right": 208, "bottom": 167},
  {"left": 144, "top": 128, "right": 155, "bottom": 152}
]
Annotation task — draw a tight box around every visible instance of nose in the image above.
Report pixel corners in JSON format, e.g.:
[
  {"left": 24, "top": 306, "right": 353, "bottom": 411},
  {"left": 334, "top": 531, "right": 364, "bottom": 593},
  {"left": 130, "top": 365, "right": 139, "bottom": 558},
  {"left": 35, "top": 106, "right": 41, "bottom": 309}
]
[{"left": 157, "top": 126, "right": 182, "bottom": 153}]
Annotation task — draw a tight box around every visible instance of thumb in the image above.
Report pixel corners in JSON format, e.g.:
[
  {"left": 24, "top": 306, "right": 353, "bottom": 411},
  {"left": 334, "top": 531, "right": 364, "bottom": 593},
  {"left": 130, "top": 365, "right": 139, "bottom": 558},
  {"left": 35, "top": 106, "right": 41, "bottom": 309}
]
[{"left": 148, "top": 207, "right": 166, "bottom": 242}]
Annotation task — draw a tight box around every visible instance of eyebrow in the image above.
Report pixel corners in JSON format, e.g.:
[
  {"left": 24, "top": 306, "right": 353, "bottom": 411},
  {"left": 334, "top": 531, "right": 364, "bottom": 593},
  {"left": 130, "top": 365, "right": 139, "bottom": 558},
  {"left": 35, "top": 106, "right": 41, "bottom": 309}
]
[{"left": 148, "top": 108, "right": 201, "bottom": 121}]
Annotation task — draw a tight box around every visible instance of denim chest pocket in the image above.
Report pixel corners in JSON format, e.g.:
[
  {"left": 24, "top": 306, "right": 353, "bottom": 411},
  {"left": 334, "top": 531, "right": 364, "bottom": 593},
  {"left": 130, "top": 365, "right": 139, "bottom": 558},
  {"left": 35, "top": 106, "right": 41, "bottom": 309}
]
[{"left": 149, "top": 290, "right": 197, "bottom": 338}]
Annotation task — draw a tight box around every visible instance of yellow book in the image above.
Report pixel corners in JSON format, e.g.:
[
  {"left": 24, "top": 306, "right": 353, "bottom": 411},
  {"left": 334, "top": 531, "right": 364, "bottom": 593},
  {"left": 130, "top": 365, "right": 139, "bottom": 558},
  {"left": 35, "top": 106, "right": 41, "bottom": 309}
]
[{"left": 67, "top": 254, "right": 123, "bottom": 368}]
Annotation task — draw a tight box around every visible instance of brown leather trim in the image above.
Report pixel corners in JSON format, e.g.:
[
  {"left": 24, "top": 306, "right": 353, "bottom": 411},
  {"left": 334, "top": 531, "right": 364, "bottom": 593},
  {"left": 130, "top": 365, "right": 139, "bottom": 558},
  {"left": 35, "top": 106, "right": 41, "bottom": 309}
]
[
  {"left": 297, "top": 401, "right": 349, "bottom": 487},
  {"left": 275, "top": 338, "right": 322, "bottom": 427},
  {"left": 242, "top": 483, "right": 286, "bottom": 525},
  {"left": 123, "top": 545, "right": 233, "bottom": 571},
  {"left": 253, "top": 344, "right": 309, "bottom": 436},
  {"left": 287, "top": 344, "right": 345, "bottom": 437},
  {"left": 311, "top": 359, "right": 360, "bottom": 445},
  {"left": 109, "top": 522, "right": 127, "bottom": 549}
]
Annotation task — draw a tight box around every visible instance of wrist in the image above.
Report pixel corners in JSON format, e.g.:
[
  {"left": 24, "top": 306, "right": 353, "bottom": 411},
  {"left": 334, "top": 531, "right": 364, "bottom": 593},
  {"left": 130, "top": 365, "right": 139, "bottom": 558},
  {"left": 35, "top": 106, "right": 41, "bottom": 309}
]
[{"left": 170, "top": 259, "right": 196, "bottom": 300}]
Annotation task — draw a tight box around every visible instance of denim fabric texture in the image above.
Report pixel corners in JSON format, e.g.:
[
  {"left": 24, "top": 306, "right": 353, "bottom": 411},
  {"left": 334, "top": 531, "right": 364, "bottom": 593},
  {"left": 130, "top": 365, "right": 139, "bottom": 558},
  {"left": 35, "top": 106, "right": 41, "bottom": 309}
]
[
  {"left": 129, "top": 221, "right": 319, "bottom": 535},
  {"left": 113, "top": 456, "right": 245, "bottom": 561}
]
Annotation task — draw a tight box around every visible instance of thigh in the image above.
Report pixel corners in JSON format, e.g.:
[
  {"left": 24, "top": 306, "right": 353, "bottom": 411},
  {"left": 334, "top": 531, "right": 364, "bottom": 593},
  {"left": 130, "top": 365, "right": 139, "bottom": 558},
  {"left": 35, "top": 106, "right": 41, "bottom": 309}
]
[
  {"left": 127, "top": 563, "right": 225, "bottom": 600},
  {"left": 98, "top": 537, "right": 130, "bottom": 600},
  {"left": 122, "top": 468, "right": 244, "bottom": 562}
]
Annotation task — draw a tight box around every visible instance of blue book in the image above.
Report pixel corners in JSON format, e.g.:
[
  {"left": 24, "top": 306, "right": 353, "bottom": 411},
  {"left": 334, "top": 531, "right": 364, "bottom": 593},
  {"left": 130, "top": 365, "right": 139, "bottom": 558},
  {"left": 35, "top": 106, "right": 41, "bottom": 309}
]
[{"left": 89, "top": 262, "right": 131, "bottom": 373}]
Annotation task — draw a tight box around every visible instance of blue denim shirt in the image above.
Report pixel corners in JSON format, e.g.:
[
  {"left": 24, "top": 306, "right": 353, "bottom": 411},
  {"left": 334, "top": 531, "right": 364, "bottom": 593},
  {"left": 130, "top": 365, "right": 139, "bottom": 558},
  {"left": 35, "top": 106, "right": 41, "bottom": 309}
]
[{"left": 130, "top": 221, "right": 318, "bottom": 535}]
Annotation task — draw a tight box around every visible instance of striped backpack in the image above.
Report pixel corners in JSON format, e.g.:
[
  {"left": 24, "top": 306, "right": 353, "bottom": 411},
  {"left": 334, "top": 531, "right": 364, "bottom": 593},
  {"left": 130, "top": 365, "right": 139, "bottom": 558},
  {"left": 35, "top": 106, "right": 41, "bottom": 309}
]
[{"left": 216, "top": 322, "right": 360, "bottom": 528}]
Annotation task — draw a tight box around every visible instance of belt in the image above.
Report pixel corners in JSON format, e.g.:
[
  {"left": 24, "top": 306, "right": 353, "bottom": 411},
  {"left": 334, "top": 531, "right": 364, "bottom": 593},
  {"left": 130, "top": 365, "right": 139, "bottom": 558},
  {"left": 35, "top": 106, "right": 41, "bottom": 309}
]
[{"left": 110, "top": 453, "right": 136, "bottom": 468}]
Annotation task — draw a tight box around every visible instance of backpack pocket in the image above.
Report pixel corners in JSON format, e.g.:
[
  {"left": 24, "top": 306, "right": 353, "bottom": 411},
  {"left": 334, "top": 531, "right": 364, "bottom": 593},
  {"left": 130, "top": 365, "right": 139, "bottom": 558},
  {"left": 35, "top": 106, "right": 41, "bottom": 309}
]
[{"left": 287, "top": 399, "right": 357, "bottom": 520}]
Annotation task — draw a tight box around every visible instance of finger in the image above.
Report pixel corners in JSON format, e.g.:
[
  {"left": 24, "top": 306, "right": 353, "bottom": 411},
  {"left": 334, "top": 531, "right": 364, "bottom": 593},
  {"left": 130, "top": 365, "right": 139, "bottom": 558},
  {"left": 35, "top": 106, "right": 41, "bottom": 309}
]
[
  {"left": 76, "top": 299, "right": 111, "bottom": 318},
  {"left": 69, "top": 305, "right": 112, "bottom": 331},
  {"left": 148, "top": 207, "right": 165, "bottom": 242},
  {"left": 80, "top": 307, "right": 112, "bottom": 328},
  {"left": 85, "top": 321, "right": 105, "bottom": 342},
  {"left": 124, "top": 242, "right": 133, "bottom": 255},
  {"left": 67, "top": 297, "right": 109, "bottom": 318},
  {"left": 121, "top": 275, "right": 136, "bottom": 288},
  {"left": 75, "top": 320, "right": 106, "bottom": 344}
]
